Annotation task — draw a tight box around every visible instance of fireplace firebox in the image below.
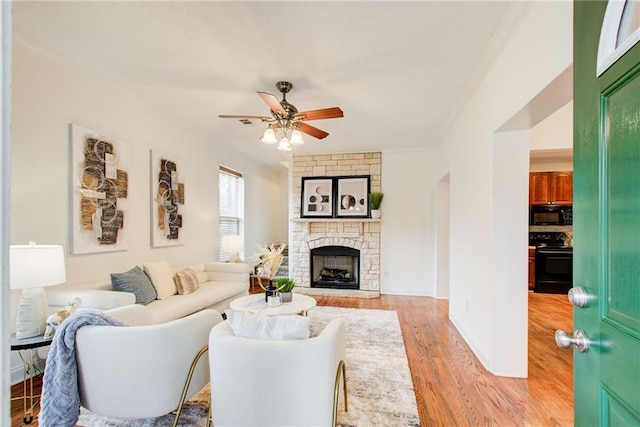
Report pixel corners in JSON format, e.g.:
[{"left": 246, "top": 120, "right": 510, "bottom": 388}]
[{"left": 310, "top": 246, "right": 360, "bottom": 290}]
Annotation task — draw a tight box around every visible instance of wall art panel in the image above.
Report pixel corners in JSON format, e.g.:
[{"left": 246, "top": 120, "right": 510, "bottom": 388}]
[
  {"left": 150, "top": 150, "right": 185, "bottom": 247},
  {"left": 71, "top": 124, "right": 129, "bottom": 254}
]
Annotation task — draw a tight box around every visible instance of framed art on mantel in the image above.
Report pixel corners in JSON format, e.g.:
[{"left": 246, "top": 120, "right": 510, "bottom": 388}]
[
  {"left": 336, "top": 175, "right": 370, "bottom": 218},
  {"left": 301, "top": 177, "right": 334, "bottom": 218}
]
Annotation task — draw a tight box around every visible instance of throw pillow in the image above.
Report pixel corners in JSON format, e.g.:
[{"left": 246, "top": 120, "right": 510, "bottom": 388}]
[
  {"left": 225, "top": 309, "right": 310, "bottom": 340},
  {"left": 143, "top": 261, "right": 177, "bottom": 300},
  {"left": 174, "top": 269, "right": 200, "bottom": 295},
  {"left": 111, "top": 266, "right": 157, "bottom": 305},
  {"left": 195, "top": 271, "right": 209, "bottom": 284}
]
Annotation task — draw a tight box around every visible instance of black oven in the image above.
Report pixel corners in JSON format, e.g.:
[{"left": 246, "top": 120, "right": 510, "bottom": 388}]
[
  {"left": 530, "top": 205, "right": 572, "bottom": 226},
  {"left": 535, "top": 246, "right": 572, "bottom": 294}
]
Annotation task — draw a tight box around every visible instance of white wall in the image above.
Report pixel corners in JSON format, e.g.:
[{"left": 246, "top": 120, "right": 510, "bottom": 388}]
[
  {"left": 492, "top": 130, "right": 530, "bottom": 377},
  {"left": 9, "top": 41, "right": 284, "bottom": 382},
  {"left": 436, "top": 174, "right": 450, "bottom": 299},
  {"left": 530, "top": 100, "right": 573, "bottom": 172},
  {"left": 530, "top": 160, "right": 573, "bottom": 172},
  {"left": 530, "top": 101, "right": 573, "bottom": 151},
  {"left": 435, "top": 1, "right": 572, "bottom": 375},
  {"left": 380, "top": 149, "right": 436, "bottom": 296}
]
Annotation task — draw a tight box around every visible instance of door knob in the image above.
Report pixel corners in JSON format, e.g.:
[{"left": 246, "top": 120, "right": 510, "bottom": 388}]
[
  {"left": 568, "top": 286, "right": 589, "bottom": 307},
  {"left": 555, "top": 329, "right": 590, "bottom": 353}
]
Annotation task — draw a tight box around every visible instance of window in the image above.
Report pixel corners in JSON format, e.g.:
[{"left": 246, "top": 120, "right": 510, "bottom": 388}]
[
  {"left": 617, "top": 0, "right": 640, "bottom": 48},
  {"left": 597, "top": 0, "right": 640, "bottom": 75},
  {"left": 219, "top": 165, "right": 244, "bottom": 261}
]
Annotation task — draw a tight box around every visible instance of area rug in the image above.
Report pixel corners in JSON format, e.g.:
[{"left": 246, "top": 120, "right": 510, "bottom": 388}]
[{"left": 77, "top": 306, "right": 420, "bottom": 426}]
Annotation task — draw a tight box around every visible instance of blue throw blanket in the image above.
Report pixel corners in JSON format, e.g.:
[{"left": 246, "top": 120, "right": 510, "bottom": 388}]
[{"left": 39, "top": 310, "right": 125, "bottom": 427}]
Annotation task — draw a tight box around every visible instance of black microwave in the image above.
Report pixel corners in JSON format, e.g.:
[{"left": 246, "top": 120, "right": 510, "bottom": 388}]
[{"left": 530, "top": 205, "right": 573, "bottom": 226}]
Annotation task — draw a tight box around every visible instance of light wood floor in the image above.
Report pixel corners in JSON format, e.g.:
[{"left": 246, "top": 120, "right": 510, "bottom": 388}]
[{"left": 10, "top": 292, "right": 573, "bottom": 426}]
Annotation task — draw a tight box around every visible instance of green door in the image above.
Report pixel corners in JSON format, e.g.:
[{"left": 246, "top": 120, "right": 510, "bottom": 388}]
[{"left": 574, "top": 1, "right": 640, "bottom": 425}]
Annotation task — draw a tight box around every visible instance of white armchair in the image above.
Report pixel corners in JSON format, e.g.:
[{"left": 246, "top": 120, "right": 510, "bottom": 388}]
[
  {"left": 75, "top": 305, "right": 223, "bottom": 425},
  {"left": 208, "top": 318, "right": 348, "bottom": 427}
]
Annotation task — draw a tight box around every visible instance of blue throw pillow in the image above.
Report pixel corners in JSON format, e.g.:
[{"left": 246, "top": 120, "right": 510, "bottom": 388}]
[{"left": 111, "top": 266, "right": 157, "bottom": 305}]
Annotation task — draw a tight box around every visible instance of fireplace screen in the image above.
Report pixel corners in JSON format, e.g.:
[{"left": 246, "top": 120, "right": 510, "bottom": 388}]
[{"left": 310, "top": 246, "right": 360, "bottom": 290}]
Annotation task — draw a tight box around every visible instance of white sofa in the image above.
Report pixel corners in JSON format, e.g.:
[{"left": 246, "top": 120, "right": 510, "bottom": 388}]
[{"left": 46, "top": 261, "right": 251, "bottom": 324}]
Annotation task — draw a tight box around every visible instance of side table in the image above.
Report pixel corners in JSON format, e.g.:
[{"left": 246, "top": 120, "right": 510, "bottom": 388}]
[
  {"left": 10, "top": 333, "right": 52, "bottom": 424},
  {"left": 249, "top": 274, "right": 269, "bottom": 292}
]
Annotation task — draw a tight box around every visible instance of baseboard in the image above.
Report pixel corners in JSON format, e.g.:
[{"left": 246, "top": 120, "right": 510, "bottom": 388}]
[{"left": 449, "top": 314, "right": 491, "bottom": 372}]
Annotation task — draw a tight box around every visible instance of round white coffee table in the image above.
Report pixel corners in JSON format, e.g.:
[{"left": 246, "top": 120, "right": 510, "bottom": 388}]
[{"left": 230, "top": 293, "right": 316, "bottom": 316}]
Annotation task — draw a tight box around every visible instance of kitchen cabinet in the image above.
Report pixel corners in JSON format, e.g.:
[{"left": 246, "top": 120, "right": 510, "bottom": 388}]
[
  {"left": 528, "top": 247, "right": 536, "bottom": 290},
  {"left": 529, "top": 171, "right": 573, "bottom": 205}
]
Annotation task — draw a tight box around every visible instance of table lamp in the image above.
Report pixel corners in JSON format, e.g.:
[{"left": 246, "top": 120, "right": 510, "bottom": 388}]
[
  {"left": 10, "top": 242, "right": 67, "bottom": 339},
  {"left": 221, "top": 235, "right": 244, "bottom": 263}
]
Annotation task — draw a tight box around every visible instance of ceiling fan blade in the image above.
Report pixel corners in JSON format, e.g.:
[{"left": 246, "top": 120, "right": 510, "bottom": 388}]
[
  {"left": 298, "top": 122, "right": 329, "bottom": 139},
  {"left": 295, "top": 107, "right": 344, "bottom": 121},
  {"left": 257, "top": 91, "right": 285, "bottom": 115},
  {"left": 218, "top": 115, "right": 271, "bottom": 120}
]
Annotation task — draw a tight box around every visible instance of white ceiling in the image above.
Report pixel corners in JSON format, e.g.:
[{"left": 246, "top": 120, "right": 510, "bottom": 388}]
[{"left": 13, "top": 1, "right": 526, "bottom": 168}]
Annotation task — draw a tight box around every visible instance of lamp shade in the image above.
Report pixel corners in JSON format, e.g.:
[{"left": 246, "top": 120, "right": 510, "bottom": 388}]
[
  {"left": 278, "top": 137, "right": 292, "bottom": 151},
  {"left": 221, "top": 235, "right": 244, "bottom": 254},
  {"left": 10, "top": 243, "right": 66, "bottom": 289},
  {"left": 290, "top": 130, "right": 305, "bottom": 145},
  {"left": 261, "top": 128, "right": 277, "bottom": 144}
]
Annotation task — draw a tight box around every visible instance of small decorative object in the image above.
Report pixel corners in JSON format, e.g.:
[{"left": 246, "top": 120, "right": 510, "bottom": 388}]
[
  {"left": 254, "top": 243, "right": 287, "bottom": 302},
  {"left": 369, "top": 191, "right": 384, "bottom": 219},
  {"left": 264, "top": 280, "right": 278, "bottom": 303},
  {"left": 276, "top": 277, "right": 296, "bottom": 303},
  {"left": 267, "top": 293, "right": 281, "bottom": 307},
  {"left": 44, "top": 298, "right": 81, "bottom": 339}
]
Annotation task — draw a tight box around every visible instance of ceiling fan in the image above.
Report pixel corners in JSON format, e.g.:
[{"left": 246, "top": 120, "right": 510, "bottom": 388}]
[{"left": 219, "top": 81, "right": 344, "bottom": 151}]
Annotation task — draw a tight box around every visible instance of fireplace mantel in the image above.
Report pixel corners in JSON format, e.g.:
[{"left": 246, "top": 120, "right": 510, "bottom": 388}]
[{"left": 291, "top": 218, "right": 379, "bottom": 235}]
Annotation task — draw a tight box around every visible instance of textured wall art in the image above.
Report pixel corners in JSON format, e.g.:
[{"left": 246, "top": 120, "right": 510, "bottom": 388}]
[
  {"left": 71, "top": 124, "right": 129, "bottom": 254},
  {"left": 150, "top": 150, "right": 185, "bottom": 247}
]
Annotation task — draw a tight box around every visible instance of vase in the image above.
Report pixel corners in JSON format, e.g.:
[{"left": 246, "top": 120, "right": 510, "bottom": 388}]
[
  {"left": 280, "top": 291, "right": 293, "bottom": 303},
  {"left": 265, "top": 280, "right": 277, "bottom": 303},
  {"left": 371, "top": 209, "right": 381, "bottom": 219}
]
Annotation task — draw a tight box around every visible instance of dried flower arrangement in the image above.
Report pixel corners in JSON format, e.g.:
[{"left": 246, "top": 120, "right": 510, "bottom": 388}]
[{"left": 254, "top": 242, "right": 286, "bottom": 280}]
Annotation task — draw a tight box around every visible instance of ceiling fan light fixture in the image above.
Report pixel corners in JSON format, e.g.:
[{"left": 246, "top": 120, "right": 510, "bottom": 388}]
[
  {"left": 290, "top": 130, "right": 304, "bottom": 145},
  {"left": 278, "top": 137, "right": 291, "bottom": 151},
  {"left": 220, "top": 81, "right": 343, "bottom": 150},
  {"left": 261, "top": 128, "right": 277, "bottom": 144}
]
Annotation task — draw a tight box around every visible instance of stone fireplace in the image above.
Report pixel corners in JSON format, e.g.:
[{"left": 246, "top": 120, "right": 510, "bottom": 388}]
[{"left": 290, "top": 152, "right": 381, "bottom": 297}]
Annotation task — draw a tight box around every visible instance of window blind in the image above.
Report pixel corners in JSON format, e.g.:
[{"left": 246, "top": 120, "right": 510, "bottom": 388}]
[{"left": 219, "top": 166, "right": 243, "bottom": 261}]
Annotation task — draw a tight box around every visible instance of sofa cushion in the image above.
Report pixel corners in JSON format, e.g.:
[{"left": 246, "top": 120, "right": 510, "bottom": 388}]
[
  {"left": 174, "top": 269, "right": 199, "bottom": 295},
  {"left": 205, "top": 262, "right": 251, "bottom": 282},
  {"left": 144, "top": 279, "right": 248, "bottom": 324},
  {"left": 143, "top": 261, "right": 177, "bottom": 300},
  {"left": 110, "top": 266, "right": 157, "bottom": 305},
  {"left": 182, "top": 264, "right": 208, "bottom": 284},
  {"left": 225, "top": 309, "right": 310, "bottom": 340}
]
